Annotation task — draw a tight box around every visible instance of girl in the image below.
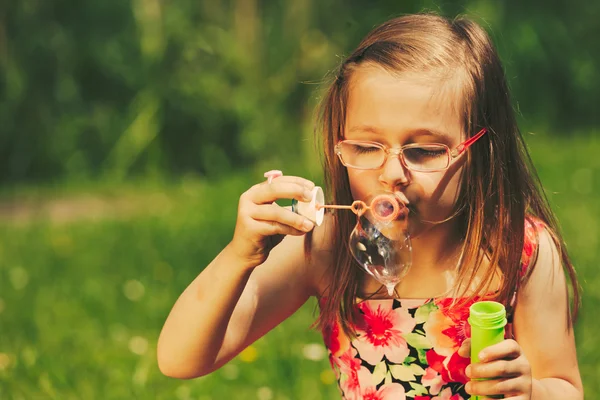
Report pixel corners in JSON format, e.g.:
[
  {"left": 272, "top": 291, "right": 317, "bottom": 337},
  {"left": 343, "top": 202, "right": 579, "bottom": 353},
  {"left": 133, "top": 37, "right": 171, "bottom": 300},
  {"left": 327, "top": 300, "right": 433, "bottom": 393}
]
[{"left": 158, "top": 14, "right": 583, "bottom": 399}]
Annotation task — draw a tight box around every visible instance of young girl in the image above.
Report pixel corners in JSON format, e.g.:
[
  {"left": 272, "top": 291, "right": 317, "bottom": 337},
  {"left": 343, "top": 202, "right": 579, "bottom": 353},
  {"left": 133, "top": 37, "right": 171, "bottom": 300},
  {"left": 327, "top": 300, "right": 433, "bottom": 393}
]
[{"left": 158, "top": 14, "right": 583, "bottom": 399}]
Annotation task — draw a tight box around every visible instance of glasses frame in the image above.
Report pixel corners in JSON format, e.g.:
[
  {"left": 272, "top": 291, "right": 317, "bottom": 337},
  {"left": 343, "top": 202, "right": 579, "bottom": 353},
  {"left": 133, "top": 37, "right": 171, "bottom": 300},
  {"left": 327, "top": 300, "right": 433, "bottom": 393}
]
[{"left": 335, "top": 127, "right": 488, "bottom": 172}]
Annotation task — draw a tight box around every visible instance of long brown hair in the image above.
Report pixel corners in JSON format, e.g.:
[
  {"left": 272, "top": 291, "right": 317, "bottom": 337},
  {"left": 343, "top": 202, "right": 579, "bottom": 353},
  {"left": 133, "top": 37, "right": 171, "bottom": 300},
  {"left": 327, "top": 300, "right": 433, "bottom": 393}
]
[{"left": 314, "top": 14, "right": 580, "bottom": 336}]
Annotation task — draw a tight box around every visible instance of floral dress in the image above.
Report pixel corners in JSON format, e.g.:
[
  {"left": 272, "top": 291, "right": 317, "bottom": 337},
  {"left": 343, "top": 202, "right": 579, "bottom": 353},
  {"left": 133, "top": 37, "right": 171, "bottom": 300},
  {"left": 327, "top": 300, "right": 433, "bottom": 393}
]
[{"left": 320, "top": 218, "right": 544, "bottom": 400}]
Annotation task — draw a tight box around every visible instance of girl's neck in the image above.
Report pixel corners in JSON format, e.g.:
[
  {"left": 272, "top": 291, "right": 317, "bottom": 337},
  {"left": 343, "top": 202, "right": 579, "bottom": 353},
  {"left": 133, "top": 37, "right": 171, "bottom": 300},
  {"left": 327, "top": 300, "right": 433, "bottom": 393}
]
[{"left": 409, "top": 219, "right": 464, "bottom": 272}]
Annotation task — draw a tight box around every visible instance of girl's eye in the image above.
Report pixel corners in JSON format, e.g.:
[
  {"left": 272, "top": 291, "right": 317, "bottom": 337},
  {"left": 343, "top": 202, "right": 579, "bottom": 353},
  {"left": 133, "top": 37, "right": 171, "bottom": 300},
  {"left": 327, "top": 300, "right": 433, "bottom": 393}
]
[
  {"left": 351, "top": 144, "right": 380, "bottom": 154},
  {"left": 404, "top": 147, "right": 446, "bottom": 159}
]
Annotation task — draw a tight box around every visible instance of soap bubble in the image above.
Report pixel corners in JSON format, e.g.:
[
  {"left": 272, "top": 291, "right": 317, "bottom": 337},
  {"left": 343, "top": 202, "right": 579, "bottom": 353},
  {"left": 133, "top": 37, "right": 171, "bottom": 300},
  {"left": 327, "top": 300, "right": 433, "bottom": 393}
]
[{"left": 349, "top": 193, "right": 412, "bottom": 296}]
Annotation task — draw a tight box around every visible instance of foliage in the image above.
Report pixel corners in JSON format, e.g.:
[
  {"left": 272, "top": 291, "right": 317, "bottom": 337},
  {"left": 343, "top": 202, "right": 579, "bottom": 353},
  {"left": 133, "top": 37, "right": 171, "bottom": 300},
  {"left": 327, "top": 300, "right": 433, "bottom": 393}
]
[{"left": 1, "top": 0, "right": 598, "bottom": 183}]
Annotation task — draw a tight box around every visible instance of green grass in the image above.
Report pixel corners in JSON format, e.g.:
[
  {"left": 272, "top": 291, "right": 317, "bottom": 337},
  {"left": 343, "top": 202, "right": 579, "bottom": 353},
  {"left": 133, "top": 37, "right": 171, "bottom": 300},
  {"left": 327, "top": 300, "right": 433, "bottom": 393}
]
[
  {"left": 0, "top": 176, "right": 339, "bottom": 399},
  {"left": 0, "top": 135, "right": 598, "bottom": 399}
]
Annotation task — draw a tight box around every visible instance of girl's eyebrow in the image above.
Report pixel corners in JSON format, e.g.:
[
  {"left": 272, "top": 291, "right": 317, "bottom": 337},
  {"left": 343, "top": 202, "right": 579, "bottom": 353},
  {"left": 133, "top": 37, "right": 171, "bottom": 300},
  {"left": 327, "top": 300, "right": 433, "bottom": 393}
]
[
  {"left": 411, "top": 128, "right": 454, "bottom": 142},
  {"left": 347, "top": 125, "right": 454, "bottom": 142},
  {"left": 347, "top": 125, "right": 383, "bottom": 135}
]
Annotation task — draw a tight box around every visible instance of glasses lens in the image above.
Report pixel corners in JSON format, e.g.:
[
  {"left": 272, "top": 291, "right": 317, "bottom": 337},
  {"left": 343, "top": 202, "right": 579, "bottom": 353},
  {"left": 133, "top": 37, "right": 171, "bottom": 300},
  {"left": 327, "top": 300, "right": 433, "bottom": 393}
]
[
  {"left": 402, "top": 145, "right": 449, "bottom": 171},
  {"left": 338, "top": 142, "right": 385, "bottom": 169}
]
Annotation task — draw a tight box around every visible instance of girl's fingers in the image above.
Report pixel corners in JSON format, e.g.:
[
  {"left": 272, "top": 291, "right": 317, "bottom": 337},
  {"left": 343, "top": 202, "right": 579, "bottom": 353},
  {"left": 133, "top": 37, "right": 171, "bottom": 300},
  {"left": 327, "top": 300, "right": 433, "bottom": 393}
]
[
  {"left": 264, "top": 175, "right": 315, "bottom": 189},
  {"left": 467, "top": 358, "right": 523, "bottom": 379},
  {"left": 465, "top": 376, "right": 523, "bottom": 397},
  {"left": 251, "top": 218, "right": 310, "bottom": 237},
  {"left": 458, "top": 338, "right": 471, "bottom": 358},
  {"left": 253, "top": 203, "right": 314, "bottom": 233},
  {"left": 478, "top": 339, "right": 521, "bottom": 362},
  {"left": 248, "top": 181, "right": 314, "bottom": 205}
]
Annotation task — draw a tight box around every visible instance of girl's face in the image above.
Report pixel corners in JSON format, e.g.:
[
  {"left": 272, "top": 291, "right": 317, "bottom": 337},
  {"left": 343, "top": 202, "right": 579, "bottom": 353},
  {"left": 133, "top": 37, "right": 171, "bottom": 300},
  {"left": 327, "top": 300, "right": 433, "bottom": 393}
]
[{"left": 343, "top": 66, "right": 467, "bottom": 238}]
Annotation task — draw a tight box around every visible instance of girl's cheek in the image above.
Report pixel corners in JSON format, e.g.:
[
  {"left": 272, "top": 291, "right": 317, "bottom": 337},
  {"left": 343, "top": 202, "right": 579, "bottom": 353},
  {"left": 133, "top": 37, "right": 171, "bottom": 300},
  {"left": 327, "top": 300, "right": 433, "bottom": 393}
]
[{"left": 348, "top": 170, "right": 378, "bottom": 199}]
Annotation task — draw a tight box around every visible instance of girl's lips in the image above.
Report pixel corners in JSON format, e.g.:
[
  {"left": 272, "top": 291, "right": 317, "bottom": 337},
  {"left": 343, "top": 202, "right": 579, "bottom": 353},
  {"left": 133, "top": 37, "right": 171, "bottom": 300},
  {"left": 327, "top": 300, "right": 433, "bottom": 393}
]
[
  {"left": 394, "top": 191, "right": 410, "bottom": 207},
  {"left": 394, "top": 191, "right": 417, "bottom": 217}
]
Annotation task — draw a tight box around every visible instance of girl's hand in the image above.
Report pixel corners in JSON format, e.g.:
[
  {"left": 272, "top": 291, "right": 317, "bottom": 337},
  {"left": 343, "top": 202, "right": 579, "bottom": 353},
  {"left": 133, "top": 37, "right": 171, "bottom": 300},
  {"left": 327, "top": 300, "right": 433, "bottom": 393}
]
[
  {"left": 459, "top": 338, "right": 533, "bottom": 399},
  {"left": 229, "top": 175, "right": 316, "bottom": 267}
]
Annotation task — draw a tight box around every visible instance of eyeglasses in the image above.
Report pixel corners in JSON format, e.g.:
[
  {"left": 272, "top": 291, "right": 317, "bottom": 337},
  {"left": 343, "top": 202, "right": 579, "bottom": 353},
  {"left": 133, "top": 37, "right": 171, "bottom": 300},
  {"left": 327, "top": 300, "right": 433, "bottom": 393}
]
[{"left": 335, "top": 128, "right": 487, "bottom": 172}]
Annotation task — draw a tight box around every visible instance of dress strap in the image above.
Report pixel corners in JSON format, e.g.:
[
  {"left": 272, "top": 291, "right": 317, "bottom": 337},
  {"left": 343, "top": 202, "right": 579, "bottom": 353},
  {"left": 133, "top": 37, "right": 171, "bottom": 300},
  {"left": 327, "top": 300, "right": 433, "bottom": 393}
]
[{"left": 506, "top": 217, "right": 544, "bottom": 321}]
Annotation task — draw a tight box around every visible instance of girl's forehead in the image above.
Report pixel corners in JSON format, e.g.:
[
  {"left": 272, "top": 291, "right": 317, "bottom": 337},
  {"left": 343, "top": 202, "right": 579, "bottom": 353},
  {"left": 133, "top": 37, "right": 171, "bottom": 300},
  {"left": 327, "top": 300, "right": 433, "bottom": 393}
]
[{"left": 345, "top": 65, "right": 464, "bottom": 141}]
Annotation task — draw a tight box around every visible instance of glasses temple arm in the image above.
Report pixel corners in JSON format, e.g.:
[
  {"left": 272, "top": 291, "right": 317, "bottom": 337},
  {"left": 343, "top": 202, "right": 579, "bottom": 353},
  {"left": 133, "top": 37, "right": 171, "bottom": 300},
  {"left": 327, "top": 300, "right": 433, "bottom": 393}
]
[{"left": 452, "top": 128, "right": 488, "bottom": 156}]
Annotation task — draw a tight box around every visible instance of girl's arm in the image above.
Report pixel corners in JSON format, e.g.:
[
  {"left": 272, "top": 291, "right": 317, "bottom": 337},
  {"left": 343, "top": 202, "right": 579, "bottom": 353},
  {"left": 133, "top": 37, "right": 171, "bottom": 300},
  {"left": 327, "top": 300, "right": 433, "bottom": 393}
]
[
  {"left": 157, "top": 178, "right": 332, "bottom": 379},
  {"left": 465, "top": 228, "right": 584, "bottom": 399},
  {"left": 514, "top": 228, "right": 583, "bottom": 399}
]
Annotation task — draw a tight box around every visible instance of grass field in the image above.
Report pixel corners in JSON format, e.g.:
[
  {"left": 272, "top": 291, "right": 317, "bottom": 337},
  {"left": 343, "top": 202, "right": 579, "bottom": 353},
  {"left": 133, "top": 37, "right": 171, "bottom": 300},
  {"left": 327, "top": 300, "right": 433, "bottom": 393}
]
[{"left": 0, "top": 134, "right": 598, "bottom": 399}]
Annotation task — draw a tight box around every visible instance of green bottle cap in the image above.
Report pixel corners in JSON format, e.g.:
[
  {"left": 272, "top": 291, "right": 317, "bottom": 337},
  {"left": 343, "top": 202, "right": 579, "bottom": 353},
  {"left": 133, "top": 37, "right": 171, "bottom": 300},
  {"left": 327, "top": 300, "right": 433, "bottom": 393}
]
[{"left": 469, "top": 301, "right": 507, "bottom": 329}]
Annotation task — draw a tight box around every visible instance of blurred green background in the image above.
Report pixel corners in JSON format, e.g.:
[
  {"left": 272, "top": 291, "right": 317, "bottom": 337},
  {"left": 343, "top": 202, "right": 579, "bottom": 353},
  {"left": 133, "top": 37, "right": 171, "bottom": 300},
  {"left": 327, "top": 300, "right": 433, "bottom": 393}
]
[{"left": 0, "top": 0, "right": 598, "bottom": 399}]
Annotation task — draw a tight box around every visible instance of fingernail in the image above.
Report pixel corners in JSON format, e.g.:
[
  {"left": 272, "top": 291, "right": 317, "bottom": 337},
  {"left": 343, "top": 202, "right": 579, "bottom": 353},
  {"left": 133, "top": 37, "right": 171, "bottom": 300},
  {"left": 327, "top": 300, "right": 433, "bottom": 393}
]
[
  {"left": 304, "top": 190, "right": 314, "bottom": 201},
  {"left": 465, "top": 365, "right": 471, "bottom": 377},
  {"left": 302, "top": 219, "right": 314, "bottom": 231},
  {"left": 478, "top": 352, "right": 486, "bottom": 362},
  {"left": 305, "top": 182, "right": 315, "bottom": 189}
]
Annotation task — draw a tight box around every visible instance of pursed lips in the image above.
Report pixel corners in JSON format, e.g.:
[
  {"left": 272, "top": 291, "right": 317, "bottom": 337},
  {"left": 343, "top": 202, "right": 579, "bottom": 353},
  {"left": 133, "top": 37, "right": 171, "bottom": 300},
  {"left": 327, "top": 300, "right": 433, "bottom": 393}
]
[{"left": 393, "top": 191, "right": 417, "bottom": 216}]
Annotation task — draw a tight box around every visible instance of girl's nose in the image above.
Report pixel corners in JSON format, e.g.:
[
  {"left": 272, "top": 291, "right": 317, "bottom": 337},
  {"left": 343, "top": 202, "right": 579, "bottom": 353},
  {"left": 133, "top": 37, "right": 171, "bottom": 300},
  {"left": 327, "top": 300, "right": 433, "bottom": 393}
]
[{"left": 378, "top": 151, "right": 410, "bottom": 188}]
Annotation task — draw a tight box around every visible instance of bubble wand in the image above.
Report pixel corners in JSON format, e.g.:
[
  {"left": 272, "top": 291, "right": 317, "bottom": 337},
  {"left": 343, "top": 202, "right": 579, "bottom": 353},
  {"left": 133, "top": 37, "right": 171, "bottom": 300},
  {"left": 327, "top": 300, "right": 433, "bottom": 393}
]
[
  {"left": 264, "top": 170, "right": 407, "bottom": 224},
  {"left": 317, "top": 195, "right": 405, "bottom": 221}
]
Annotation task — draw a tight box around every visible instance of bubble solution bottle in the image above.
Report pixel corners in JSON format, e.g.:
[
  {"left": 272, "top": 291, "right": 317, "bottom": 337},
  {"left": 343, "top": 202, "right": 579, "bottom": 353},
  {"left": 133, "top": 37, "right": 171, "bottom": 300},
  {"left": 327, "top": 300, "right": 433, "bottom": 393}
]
[{"left": 468, "top": 301, "right": 507, "bottom": 400}]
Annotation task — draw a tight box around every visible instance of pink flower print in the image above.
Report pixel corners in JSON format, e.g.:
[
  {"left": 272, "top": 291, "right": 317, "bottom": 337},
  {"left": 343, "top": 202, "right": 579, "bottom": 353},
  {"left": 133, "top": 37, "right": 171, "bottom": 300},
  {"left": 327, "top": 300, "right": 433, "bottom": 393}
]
[
  {"left": 336, "top": 346, "right": 362, "bottom": 376},
  {"left": 421, "top": 367, "right": 445, "bottom": 395},
  {"left": 362, "top": 383, "right": 406, "bottom": 400},
  {"left": 341, "top": 367, "right": 374, "bottom": 400},
  {"left": 353, "top": 301, "right": 416, "bottom": 365},
  {"left": 336, "top": 347, "right": 372, "bottom": 400},
  {"left": 431, "top": 387, "right": 464, "bottom": 400}
]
